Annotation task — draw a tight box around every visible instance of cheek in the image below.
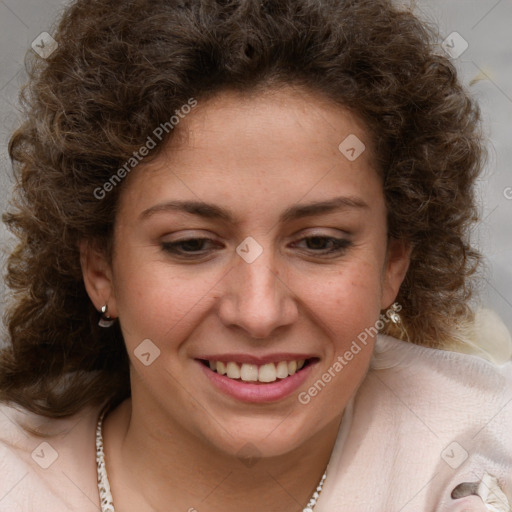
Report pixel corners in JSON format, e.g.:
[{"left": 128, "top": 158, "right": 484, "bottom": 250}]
[
  {"left": 295, "top": 259, "right": 384, "bottom": 339},
  {"left": 111, "top": 250, "right": 219, "bottom": 350},
  {"left": 112, "top": 232, "right": 386, "bottom": 353},
  {"left": 290, "top": 264, "right": 381, "bottom": 422}
]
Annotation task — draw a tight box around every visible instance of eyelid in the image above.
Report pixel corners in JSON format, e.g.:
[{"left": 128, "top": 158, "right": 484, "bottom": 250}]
[
  {"left": 295, "top": 226, "right": 352, "bottom": 237},
  {"left": 161, "top": 236, "right": 217, "bottom": 245},
  {"left": 160, "top": 229, "right": 217, "bottom": 240},
  {"left": 160, "top": 238, "right": 224, "bottom": 260},
  {"left": 292, "top": 235, "right": 352, "bottom": 247}
]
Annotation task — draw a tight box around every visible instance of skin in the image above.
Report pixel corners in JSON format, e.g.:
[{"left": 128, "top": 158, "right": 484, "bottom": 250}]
[{"left": 81, "top": 86, "right": 410, "bottom": 511}]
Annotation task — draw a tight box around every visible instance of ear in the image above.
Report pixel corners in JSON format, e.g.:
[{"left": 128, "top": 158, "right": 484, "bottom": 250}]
[
  {"left": 380, "top": 238, "right": 411, "bottom": 310},
  {"left": 80, "top": 240, "right": 118, "bottom": 318}
]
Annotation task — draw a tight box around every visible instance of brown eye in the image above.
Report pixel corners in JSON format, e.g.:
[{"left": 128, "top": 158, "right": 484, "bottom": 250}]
[
  {"left": 306, "top": 236, "right": 330, "bottom": 250},
  {"left": 293, "top": 236, "right": 352, "bottom": 256},
  {"left": 161, "top": 238, "right": 221, "bottom": 257}
]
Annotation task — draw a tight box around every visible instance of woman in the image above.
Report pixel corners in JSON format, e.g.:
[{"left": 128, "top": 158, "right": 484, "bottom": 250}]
[{"left": 0, "top": 0, "right": 510, "bottom": 510}]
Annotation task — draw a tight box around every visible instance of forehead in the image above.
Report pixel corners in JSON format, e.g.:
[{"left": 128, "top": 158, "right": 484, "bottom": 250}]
[
  {"left": 117, "top": 86, "right": 381, "bottom": 217},
  {"left": 172, "top": 86, "right": 374, "bottom": 164}
]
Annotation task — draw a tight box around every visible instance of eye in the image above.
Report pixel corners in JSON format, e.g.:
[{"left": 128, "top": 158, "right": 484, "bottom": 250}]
[
  {"left": 292, "top": 235, "right": 352, "bottom": 256},
  {"left": 161, "top": 237, "right": 222, "bottom": 257}
]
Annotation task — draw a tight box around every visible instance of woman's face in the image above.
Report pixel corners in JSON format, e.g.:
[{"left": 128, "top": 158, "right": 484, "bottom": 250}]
[{"left": 83, "top": 86, "right": 409, "bottom": 458}]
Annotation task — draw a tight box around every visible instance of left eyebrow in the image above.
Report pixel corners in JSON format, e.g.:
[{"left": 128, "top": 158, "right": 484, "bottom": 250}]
[
  {"left": 139, "top": 196, "right": 369, "bottom": 223},
  {"left": 279, "top": 196, "right": 369, "bottom": 223}
]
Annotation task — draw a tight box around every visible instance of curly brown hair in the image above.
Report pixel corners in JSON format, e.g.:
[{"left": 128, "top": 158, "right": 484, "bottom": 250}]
[{"left": 1, "top": 0, "right": 484, "bottom": 418}]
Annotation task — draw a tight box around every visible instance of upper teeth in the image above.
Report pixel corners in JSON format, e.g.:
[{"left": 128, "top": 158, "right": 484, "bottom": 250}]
[{"left": 209, "top": 360, "right": 306, "bottom": 383}]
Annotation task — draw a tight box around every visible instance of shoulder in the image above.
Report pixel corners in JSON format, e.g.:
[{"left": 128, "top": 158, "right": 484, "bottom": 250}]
[
  {"left": 0, "top": 402, "right": 101, "bottom": 511},
  {"left": 369, "top": 333, "right": 512, "bottom": 397},
  {"left": 318, "top": 335, "right": 512, "bottom": 512}
]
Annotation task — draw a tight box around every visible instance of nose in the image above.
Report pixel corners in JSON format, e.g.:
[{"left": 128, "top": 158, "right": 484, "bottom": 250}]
[{"left": 217, "top": 252, "right": 299, "bottom": 339}]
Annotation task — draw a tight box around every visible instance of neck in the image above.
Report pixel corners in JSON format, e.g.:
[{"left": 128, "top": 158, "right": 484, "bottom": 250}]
[{"left": 103, "top": 398, "right": 342, "bottom": 512}]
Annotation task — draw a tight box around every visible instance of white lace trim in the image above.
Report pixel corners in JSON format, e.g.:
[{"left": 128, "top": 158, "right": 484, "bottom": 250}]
[
  {"left": 96, "top": 410, "right": 115, "bottom": 512},
  {"left": 95, "top": 410, "right": 326, "bottom": 512}
]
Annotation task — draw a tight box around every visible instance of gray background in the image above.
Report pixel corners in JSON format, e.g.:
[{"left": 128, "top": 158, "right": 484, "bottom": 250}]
[{"left": 0, "top": 0, "right": 511, "bottom": 335}]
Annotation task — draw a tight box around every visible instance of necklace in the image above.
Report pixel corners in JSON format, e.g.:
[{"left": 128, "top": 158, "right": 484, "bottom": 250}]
[{"left": 96, "top": 410, "right": 328, "bottom": 512}]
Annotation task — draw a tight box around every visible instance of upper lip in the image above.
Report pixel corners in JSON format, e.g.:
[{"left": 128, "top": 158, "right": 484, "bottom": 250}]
[{"left": 195, "top": 353, "right": 317, "bottom": 365}]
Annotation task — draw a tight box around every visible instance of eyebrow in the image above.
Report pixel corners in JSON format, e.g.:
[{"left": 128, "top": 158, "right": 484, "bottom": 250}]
[{"left": 139, "top": 196, "right": 369, "bottom": 222}]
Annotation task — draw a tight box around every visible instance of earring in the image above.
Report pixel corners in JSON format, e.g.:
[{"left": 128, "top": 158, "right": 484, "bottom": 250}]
[
  {"left": 98, "top": 304, "right": 115, "bottom": 328},
  {"left": 386, "top": 302, "right": 409, "bottom": 341},
  {"left": 388, "top": 303, "right": 402, "bottom": 325}
]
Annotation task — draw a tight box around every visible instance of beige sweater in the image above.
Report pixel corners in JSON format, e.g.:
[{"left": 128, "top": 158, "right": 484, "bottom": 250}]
[{"left": 1, "top": 325, "right": 511, "bottom": 511}]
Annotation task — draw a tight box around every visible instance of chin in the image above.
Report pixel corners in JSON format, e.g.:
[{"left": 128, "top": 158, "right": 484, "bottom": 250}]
[{"left": 196, "top": 412, "right": 322, "bottom": 461}]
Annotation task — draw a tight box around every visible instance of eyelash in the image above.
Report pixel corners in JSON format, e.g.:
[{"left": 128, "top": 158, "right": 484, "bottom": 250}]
[{"left": 161, "top": 236, "right": 352, "bottom": 259}]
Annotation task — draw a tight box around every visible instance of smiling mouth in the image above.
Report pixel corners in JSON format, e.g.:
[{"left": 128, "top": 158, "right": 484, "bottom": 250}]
[{"left": 199, "top": 358, "right": 316, "bottom": 384}]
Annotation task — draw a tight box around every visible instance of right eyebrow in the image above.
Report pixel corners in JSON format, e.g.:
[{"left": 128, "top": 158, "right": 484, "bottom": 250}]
[{"left": 139, "top": 200, "right": 234, "bottom": 222}]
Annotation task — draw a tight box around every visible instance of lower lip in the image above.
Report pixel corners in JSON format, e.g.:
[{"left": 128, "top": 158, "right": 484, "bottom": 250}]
[{"left": 198, "top": 361, "right": 316, "bottom": 403}]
